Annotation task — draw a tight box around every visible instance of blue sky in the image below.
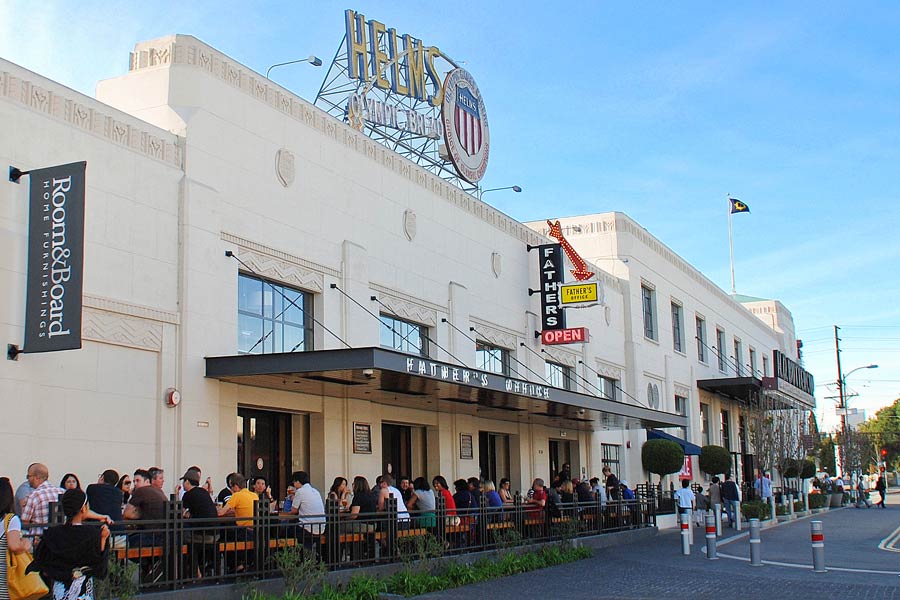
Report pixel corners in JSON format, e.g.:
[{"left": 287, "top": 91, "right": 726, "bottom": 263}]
[{"left": 2, "top": 1, "right": 898, "bottom": 427}]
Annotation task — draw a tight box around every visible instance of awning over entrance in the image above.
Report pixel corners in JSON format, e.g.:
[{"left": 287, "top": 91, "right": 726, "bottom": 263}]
[
  {"left": 647, "top": 429, "right": 702, "bottom": 455},
  {"left": 205, "top": 347, "right": 687, "bottom": 431},
  {"left": 696, "top": 376, "right": 762, "bottom": 403}
]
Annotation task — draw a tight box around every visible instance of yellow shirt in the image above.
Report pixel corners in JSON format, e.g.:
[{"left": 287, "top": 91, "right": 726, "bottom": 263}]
[{"left": 225, "top": 488, "right": 258, "bottom": 526}]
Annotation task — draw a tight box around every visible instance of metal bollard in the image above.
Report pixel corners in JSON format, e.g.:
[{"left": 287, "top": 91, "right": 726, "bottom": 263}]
[
  {"left": 705, "top": 512, "right": 718, "bottom": 559},
  {"left": 811, "top": 521, "right": 826, "bottom": 572},
  {"left": 749, "top": 518, "right": 762, "bottom": 566},
  {"left": 803, "top": 491, "right": 809, "bottom": 513},
  {"left": 713, "top": 503, "right": 722, "bottom": 536},
  {"left": 788, "top": 494, "right": 795, "bottom": 517},
  {"left": 680, "top": 512, "right": 691, "bottom": 555},
  {"left": 769, "top": 496, "right": 777, "bottom": 521},
  {"left": 734, "top": 501, "right": 742, "bottom": 531}
]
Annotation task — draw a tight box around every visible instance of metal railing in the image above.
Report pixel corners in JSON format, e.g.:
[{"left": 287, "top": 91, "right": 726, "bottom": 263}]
[{"left": 26, "top": 492, "right": 655, "bottom": 593}]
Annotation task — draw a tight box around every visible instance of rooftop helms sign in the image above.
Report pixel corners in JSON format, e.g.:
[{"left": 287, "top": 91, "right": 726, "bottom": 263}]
[{"left": 343, "top": 9, "right": 490, "bottom": 183}]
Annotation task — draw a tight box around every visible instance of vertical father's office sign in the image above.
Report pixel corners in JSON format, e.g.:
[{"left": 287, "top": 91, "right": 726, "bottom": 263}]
[{"left": 24, "top": 162, "right": 86, "bottom": 353}]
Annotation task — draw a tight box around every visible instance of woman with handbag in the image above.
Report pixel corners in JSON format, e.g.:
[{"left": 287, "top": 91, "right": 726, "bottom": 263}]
[
  {"left": 2, "top": 476, "right": 47, "bottom": 600},
  {"left": 28, "top": 488, "right": 109, "bottom": 600}
]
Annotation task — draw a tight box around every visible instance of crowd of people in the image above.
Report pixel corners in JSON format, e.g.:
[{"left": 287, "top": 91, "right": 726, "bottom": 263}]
[{"left": 1, "top": 461, "right": 635, "bottom": 599}]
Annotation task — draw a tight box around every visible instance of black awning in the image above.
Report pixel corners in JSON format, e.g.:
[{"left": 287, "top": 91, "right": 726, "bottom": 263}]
[
  {"left": 696, "top": 376, "right": 762, "bottom": 403},
  {"left": 205, "top": 347, "right": 687, "bottom": 431},
  {"left": 647, "top": 429, "right": 703, "bottom": 455}
]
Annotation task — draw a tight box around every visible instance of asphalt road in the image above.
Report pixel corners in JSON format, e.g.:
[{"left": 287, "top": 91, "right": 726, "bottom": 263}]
[{"left": 419, "top": 493, "right": 900, "bottom": 599}]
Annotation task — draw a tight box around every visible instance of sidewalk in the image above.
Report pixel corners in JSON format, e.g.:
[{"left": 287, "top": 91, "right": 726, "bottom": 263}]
[{"left": 418, "top": 496, "right": 900, "bottom": 599}]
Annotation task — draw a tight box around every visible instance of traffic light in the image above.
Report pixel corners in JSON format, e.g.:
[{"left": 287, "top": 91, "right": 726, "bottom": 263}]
[{"left": 881, "top": 448, "right": 888, "bottom": 458}]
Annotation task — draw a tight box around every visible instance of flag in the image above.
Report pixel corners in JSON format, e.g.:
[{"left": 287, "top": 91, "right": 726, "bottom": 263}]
[{"left": 730, "top": 198, "right": 750, "bottom": 214}]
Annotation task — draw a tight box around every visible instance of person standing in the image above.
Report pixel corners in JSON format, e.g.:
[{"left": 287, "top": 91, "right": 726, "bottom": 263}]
[
  {"left": 754, "top": 471, "right": 773, "bottom": 501},
  {"left": 673, "top": 479, "right": 695, "bottom": 518},
  {"left": 855, "top": 477, "right": 873, "bottom": 509},
  {"left": 721, "top": 473, "right": 741, "bottom": 528},
  {"left": 708, "top": 476, "right": 722, "bottom": 514},
  {"left": 28, "top": 488, "right": 110, "bottom": 600},
  {"left": 602, "top": 466, "right": 620, "bottom": 502},
  {"left": 1, "top": 477, "right": 34, "bottom": 600},
  {"left": 875, "top": 474, "right": 887, "bottom": 508}
]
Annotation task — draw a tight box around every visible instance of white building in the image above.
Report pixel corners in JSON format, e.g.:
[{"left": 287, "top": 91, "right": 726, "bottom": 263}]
[{"left": 0, "top": 33, "right": 812, "bottom": 498}]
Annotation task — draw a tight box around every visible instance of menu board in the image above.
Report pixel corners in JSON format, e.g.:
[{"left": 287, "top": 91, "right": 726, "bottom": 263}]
[
  {"left": 460, "top": 433, "right": 474, "bottom": 460},
  {"left": 353, "top": 422, "right": 372, "bottom": 454}
]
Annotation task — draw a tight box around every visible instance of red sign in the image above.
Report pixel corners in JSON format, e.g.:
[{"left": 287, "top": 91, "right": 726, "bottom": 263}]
[
  {"left": 541, "top": 327, "right": 589, "bottom": 345},
  {"left": 678, "top": 456, "right": 693, "bottom": 480}
]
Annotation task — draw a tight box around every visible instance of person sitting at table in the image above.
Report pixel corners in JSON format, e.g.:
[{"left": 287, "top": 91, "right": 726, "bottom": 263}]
[
  {"left": 411, "top": 477, "right": 436, "bottom": 528},
  {"left": 482, "top": 480, "right": 503, "bottom": 508},
  {"left": 498, "top": 478, "right": 514, "bottom": 505},
  {"left": 376, "top": 474, "right": 410, "bottom": 525},
  {"left": 181, "top": 468, "right": 219, "bottom": 578},
  {"left": 453, "top": 479, "right": 476, "bottom": 526},
  {"left": 287, "top": 471, "right": 325, "bottom": 552},
  {"left": 431, "top": 476, "right": 457, "bottom": 524},
  {"left": 327, "top": 477, "right": 351, "bottom": 511},
  {"left": 217, "top": 473, "right": 257, "bottom": 539},
  {"left": 344, "top": 476, "right": 377, "bottom": 532}
]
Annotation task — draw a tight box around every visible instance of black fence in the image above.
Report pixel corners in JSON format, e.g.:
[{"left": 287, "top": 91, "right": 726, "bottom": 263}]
[{"left": 27, "top": 492, "right": 655, "bottom": 593}]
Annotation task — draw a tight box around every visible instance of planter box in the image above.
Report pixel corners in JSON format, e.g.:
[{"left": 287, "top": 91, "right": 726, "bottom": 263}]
[{"left": 829, "top": 493, "right": 843, "bottom": 508}]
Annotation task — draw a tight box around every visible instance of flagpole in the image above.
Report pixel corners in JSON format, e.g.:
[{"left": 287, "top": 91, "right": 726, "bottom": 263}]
[{"left": 728, "top": 194, "right": 736, "bottom": 294}]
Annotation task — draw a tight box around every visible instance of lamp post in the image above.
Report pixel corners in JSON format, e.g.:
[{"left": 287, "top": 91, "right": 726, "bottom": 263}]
[
  {"left": 265, "top": 55, "right": 323, "bottom": 79},
  {"left": 478, "top": 185, "right": 522, "bottom": 200},
  {"left": 839, "top": 363, "right": 878, "bottom": 475}
]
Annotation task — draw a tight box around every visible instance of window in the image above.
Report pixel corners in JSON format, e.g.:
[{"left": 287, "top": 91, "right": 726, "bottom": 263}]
[
  {"left": 598, "top": 376, "right": 619, "bottom": 401},
  {"left": 721, "top": 410, "right": 731, "bottom": 450},
  {"left": 733, "top": 338, "right": 743, "bottom": 376},
  {"left": 674, "top": 395, "right": 688, "bottom": 439},
  {"left": 749, "top": 348, "right": 758, "bottom": 377},
  {"left": 696, "top": 316, "right": 707, "bottom": 363},
  {"left": 641, "top": 284, "right": 657, "bottom": 340},
  {"left": 602, "top": 443, "right": 621, "bottom": 472},
  {"left": 238, "top": 273, "right": 313, "bottom": 354},
  {"left": 671, "top": 302, "right": 684, "bottom": 353},
  {"left": 700, "top": 403, "right": 710, "bottom": 446},
  {"left": 545, "top": 362, "right": 573, "bottom": 390},
  {"left": 380, "top": 314, "right": 428, "bottom": 356},
  {"left": 716, "top": 328, "right": 727, "bottom": 372},
  {"left": 762, "top": 354, "right": 769, "bottom": 377},
  {"left": 476, "top": 341, "right": 509, "bottom": 375}
]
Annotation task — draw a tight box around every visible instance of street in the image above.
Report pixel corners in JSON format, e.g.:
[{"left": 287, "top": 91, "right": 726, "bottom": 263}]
[{"left": 420, "top": 493, "right": 900, "bottom": 599}]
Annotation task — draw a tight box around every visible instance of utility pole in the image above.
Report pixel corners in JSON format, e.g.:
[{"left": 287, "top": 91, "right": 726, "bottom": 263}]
[{"left": 834, "top": 325, "right": 845, "bottom": 473}]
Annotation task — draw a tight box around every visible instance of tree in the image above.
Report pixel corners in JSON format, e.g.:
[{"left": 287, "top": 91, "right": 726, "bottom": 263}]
[
  {"left": 816, "top": 434, "right": 836, "bottom": 475},
  {"left": 698, "top": 445, "right": 731, "bottom": 476},
  {"left": 859, "top": 397, "right": 900, "bottom": 469},
  {"left": 642, "top": 439, "right": 685, "bottom": 484}
]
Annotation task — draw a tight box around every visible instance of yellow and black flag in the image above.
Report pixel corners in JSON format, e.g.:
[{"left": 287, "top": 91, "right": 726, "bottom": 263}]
[{"left": 730, "top": 198, "right": 750, "bottom": 214}]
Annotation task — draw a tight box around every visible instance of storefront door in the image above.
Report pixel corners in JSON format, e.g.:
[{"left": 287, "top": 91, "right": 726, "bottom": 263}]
[
  {"left": 549, "top": 439, "right": 572, "bottom": 481},
  {"left": 382, "top": 423, "right": 412, "bottom": 478},
  {"left": 237, "top": 408, "right": 292, "bottom": 504},
  {"left": 479, "top": 432, "right": 510, "bottom": 485}
]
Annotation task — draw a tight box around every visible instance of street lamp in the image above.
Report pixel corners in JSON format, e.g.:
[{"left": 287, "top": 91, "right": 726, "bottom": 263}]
[
  {"left": 839, "top": 363, "right": 878, "bottom": 475},
  {"left": 478, "top": 185, "right": 522, "bottom": 200},
  {"left": 265, "top": 55, "right": 323, "bottom": 79}
]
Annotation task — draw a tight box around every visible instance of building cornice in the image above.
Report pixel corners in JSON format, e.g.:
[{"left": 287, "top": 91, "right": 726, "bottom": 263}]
[{"left": 0, "top": 61, "right": 183, "bottom": 169}]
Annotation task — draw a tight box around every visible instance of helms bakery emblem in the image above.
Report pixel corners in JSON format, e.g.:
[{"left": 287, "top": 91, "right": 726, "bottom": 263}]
[{"left": 441, "top": 68, "right": 490, "bottom": 183}]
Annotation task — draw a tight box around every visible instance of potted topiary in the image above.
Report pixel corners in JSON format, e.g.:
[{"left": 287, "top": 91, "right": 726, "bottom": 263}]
[
  {"left": 698, "top": 445, "right": 731, "bottom": 477},
  {"left": 642, "top": 439, "right": 686, "bottom": 485}
]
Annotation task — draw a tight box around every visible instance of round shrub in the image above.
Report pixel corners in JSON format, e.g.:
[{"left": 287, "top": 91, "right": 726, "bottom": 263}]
[
  {"left": 698, "top": 445, "right": 732, "bottom": 475},
  {"left": 642, "top": 439, "right": 685, "bottom": 479}
]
